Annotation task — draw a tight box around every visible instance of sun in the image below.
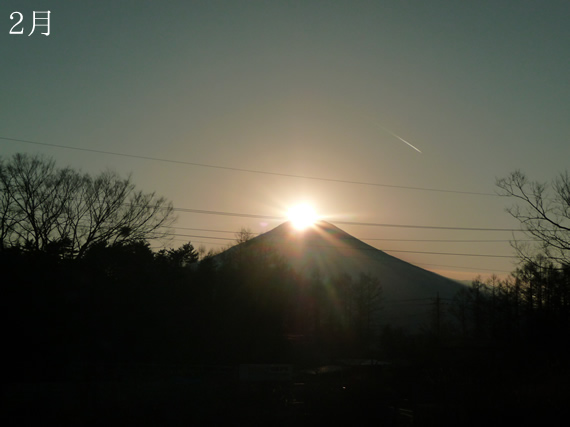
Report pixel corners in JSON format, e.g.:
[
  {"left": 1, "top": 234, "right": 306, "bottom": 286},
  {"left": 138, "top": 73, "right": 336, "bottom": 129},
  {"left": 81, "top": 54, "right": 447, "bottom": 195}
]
[{"left": 288, "top": 204, "right": 318, "bottom": 230}]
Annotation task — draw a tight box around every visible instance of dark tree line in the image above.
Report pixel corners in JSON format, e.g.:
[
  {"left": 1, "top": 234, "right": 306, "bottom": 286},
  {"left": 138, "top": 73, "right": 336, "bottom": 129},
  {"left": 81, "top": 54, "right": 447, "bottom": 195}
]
[
  {"left": 1, "top": 233, "right": 384, "bottom": 381},
  {"left": 0, "top": 154, "right": 385, "bottom": 381},
  {"left": 449, "top": 259, "right": 570, "bottom": 352},
  {"left": 4, "top": 156, "right": 570, "bottom": 424},
  {"left": 441, "top": 170, "right": 570, "bottom": 359}
]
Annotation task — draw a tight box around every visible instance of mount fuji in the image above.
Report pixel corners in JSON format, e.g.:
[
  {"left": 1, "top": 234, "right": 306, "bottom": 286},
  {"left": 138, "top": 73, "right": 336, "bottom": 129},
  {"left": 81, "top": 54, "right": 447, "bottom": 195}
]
[{"left": 219, "top": 220, "right": 464, "bottom": 330}]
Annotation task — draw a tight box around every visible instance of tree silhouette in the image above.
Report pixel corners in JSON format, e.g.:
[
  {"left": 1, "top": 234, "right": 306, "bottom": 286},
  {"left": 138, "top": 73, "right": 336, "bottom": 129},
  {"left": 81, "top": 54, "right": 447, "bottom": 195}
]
[
  {"left": 156, "top": 242, "right": 199, "bottom": 268},
  {"left": 497, "top": 170, "right": 570, "bottom": 266},
  {"left": 0, "top": 153, "right": 174, "bottom": 257},
  {"left": 234, "top": 227, "right": 254, "bottom": 244}
]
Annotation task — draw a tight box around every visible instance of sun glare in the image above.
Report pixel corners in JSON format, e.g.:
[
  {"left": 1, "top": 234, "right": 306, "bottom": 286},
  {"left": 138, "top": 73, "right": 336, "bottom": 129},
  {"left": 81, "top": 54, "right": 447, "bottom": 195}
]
[{"left": 288, "top": 204, "right": 318, "bottom": 230}]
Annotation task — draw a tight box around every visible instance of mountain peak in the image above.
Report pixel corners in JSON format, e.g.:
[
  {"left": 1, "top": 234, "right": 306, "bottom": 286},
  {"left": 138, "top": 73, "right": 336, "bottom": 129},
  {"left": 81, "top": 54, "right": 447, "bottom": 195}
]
[
  {"left": 262, "top": 220, "right": 372, "bottom": 250},
  {"left": 219, "top": 221, "right": 464, "bottom": 329}
]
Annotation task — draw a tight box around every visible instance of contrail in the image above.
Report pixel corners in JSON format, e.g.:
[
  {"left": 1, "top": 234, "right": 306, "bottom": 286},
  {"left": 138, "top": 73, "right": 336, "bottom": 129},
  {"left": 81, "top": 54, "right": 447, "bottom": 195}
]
[
  {"left": 325, "top": 97, "right": 424, "bottom": 153},
  {"left": 379, "top": 126, "right": 422, "bottom": 153}
]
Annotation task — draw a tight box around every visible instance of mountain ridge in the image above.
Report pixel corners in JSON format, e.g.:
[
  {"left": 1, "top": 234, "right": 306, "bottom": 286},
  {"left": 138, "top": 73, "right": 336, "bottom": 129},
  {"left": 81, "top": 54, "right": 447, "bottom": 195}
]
[{"left": 219, "top": 220, "right": 464, "bottom": 329}]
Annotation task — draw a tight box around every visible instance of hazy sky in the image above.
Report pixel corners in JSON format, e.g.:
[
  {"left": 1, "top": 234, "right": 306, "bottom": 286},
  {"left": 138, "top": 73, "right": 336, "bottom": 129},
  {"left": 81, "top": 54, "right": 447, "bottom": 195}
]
[{"left": 1, "top": 1, "right": 569, "bottom": 280}]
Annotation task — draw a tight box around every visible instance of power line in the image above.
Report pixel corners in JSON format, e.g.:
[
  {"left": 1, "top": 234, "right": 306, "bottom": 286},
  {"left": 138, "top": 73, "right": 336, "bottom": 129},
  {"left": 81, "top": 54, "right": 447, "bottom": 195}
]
[
  {"left": 171, "top": 226, "right": 535, "bottom": 243},
  {"left": 171, "top": 207, "right": 523, "bottom": 232},
  {"left": 173, "top": 207, "right": 284, "bottom": 221},
  {"left": 166, "top": 230, "right": 522, "bottom": 264},
  {"left": 362, "top": 238, "right": 535, "bottom": 243},
  {"left": 164, "top": 234, "right": 520, "bottom": 266},
  {"left": 175, "top": 226, "right": 249, "bottom": 234},
  {"left": 160, "top": 228, "right": 518, "bottom": 270},
  {"left": 160, "top": 238, "right": 228, "bottom": 247},
  {"left": 381, "top": 249, "right": 515, "bottom": 258},
  {"left": 414, "top": 262, "right": 512, "bottom": 274},
  {"left": 152, "top": 231, "right": 516, "bottom": 258},
  {"left": 163, "top": 233, "right": 234, "bottom": 241},
  {"left": 0, "top": 136, "right": 497, "bottom": 196},
  {"left": 162, "top": 237, "right": 515, "bottom": 273},
  {"left": 334, "top": 220, "right": 521, "bottom": 232},
  {"left": 152, "top": 233, "right": 518, "bottom": 272}
]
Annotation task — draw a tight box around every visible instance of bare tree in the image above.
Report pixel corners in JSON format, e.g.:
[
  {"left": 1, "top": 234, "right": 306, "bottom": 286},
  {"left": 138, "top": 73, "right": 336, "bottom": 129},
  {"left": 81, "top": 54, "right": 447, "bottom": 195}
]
[
  {"left": 0, "top": 153, "right": 175, "bottom": 257},
  {"left": 0, "top": 158, "right": 19, "bottom": 249},
  {"left": 496, "top": 170, "right": 570, "bottom": 266},
  {"left": 235, "top": 227, "right": 254, "bottom": 245}
]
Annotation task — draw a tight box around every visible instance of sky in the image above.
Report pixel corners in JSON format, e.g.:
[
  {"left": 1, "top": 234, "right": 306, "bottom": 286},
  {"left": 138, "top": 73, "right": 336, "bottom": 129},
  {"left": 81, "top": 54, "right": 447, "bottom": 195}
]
[{"left": 1, "top": 0, "right": 569, "bottom": 281}]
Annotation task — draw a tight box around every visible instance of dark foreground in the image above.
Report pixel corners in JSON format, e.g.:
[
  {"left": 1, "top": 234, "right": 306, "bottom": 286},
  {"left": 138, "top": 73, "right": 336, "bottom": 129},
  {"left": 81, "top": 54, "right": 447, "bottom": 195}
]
[{"left": 3, "top": 361, "right": 568, "bottom": 426}]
